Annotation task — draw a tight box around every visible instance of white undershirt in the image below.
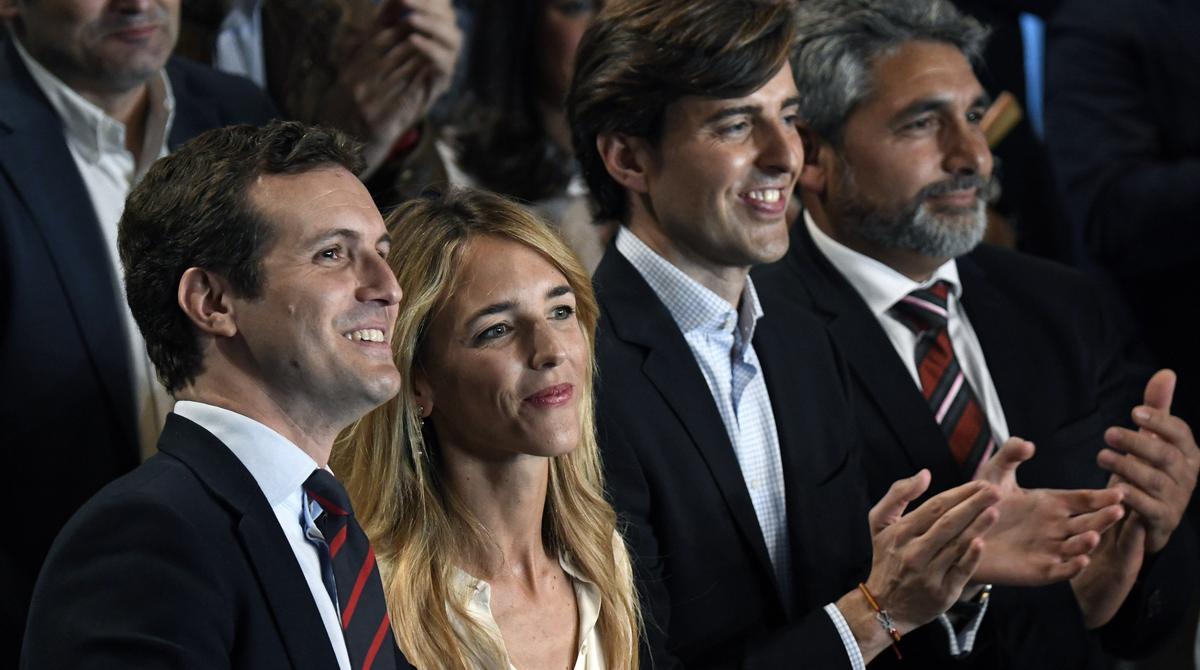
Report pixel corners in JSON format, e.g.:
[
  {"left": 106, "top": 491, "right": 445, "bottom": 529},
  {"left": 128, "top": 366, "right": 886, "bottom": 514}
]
[
  {"left": 13, "top": 35, "right": 177, "bottom": 460},
  {"left": 173, "top": 401, "right": 352, "bottom": 670}
]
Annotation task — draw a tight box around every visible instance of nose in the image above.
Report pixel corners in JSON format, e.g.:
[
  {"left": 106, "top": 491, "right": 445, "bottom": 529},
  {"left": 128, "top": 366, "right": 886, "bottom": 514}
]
[
  {"left": 356, "top": 250, "right": 402, "bottom": 307},
  {"left": 756, "top": 118, "right": 803, "bottom": 178},
  {"left": 942, "top": 118, "right": 992, "bottom": 178},
  {"left": 528, "top": 321, "right": 567, "bottom": 371}
]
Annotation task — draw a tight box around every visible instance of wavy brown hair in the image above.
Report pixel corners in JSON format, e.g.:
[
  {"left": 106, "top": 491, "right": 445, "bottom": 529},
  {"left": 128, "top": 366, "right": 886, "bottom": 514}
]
[{"left": 335, "top": 187, "right": 639, "bottom": 669}]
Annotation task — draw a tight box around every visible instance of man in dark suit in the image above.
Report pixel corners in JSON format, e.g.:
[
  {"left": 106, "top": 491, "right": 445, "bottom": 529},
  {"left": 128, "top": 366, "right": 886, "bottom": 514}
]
[
  {"left": 22, "top": 121, "right": 411, "bottom": 668},
  {"left": 0, "top": 0, "right": 275, "bottom": 658},
  {"left": 753, "top": 1, "right": 1199, "bottom": 667},
  {"left": 564, "top": 1, "right": 1132, "bottom": 667}
]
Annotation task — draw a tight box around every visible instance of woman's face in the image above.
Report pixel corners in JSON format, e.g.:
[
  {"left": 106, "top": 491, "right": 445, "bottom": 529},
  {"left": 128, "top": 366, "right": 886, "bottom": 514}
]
[
  {"left": 537, "top": 0, "right": 595, "bottom": 106},
  {"left": 416, "top": 235, "right": 587, "bottom": 461}
]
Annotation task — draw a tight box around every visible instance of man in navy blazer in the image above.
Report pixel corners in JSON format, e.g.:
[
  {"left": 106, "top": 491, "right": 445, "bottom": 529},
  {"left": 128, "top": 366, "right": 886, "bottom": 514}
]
[
  {"left": 0, "top": 0, "right": 274, "bottom": 657},
  {"left": 23, "top": 121, "right": 413, "bottom": 668},
  {"left": 753, "top": 1, "right": 1199, "bottom": 667}
]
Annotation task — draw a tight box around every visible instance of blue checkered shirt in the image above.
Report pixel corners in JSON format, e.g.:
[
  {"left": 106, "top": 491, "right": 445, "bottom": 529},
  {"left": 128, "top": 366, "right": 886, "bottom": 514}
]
[{"left": 616, "top": 230, "right": 793, "bottom": 600}]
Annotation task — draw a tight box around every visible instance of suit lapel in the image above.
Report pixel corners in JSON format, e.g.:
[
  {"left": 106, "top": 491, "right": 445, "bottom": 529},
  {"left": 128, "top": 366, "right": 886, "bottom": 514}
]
[
  {"left": 165, "top": 57, "right": 224, "bottom": 149},
  {"left": 595, "top": 250, "right": 778, "bottom": 590},
  {"left": 158, "top": 415, "right": 342, "bottom": 670},
  {"left": 957, "top": 255, "right": 1036, "bottom": 438},
  {"left": 0, "top": 40, "right": 137, "bottom": 447},
  {"left": 781, "top": 224, "right": 961, "bottom": 486}
]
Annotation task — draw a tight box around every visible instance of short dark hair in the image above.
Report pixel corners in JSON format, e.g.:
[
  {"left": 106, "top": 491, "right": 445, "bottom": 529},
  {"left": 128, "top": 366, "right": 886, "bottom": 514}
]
[
  {"left": 118, "top": 120, "right": 364, "bottom": 393},
  {"left": 567, "top": 0, "right": 798, "bottom": 224},
  {"left": 793, "top": 0, "right": 989, "bottom": 145}
]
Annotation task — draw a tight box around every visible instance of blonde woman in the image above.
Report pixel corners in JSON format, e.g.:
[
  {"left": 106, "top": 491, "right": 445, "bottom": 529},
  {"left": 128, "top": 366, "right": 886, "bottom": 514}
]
[{"left": 336, "top": 187, "right": 639, "bottom": 670}]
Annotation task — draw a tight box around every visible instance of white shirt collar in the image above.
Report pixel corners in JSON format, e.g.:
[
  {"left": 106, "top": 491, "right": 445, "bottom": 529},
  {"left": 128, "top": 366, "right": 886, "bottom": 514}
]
[
  {"left": 614, "top": 226, "right": 763, "bottom": 339},
  {"left": 173, "top": 401, "right": 320, "bottom": 507},
  {"left": 804, "top": 210, "right": 963, "bottom": 317},
  {"left": 11, "top": 30, "right": 175, "bottom": 171}
]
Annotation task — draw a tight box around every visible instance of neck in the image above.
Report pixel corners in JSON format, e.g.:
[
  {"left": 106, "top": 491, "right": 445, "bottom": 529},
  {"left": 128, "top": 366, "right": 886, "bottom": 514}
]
[
  {"left": 440, "top": 444, "right": 554, "bottom": 581},
  {"left": 805, "top": 193, "right": 944, "bottom": 282},
  {"left": 627, "top": 217, "right": 748, "bottom": 307},
  {"left": 179, "top": 371, "right": 342, "bottom": 467}
]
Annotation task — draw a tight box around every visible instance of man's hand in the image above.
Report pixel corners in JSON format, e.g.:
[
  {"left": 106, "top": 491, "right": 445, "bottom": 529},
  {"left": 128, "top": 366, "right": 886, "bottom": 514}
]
[
  {"left": 321, "top": 0, "right": 463, "bottom": 177},
  {"left": 1098, "top": 369, "right": 1199, "bottom": 554},
  {"left": 837, "top": 471, "right": 1000, "bottom": 663},
  {"left": 974, "top": 437, "right": 1125, "bottom": 585},
  {"left": 1071, "top": 513, "right": 1147, "bottom": 629}
]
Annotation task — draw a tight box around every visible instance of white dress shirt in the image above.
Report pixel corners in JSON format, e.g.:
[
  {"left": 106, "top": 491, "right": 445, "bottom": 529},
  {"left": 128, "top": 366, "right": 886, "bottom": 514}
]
[
  {"left": 805, "top": 212, "right": 998, "bottom": 655},
  {"left": 214, "top": 0, "right": 267, "bottom": 88},
  {"left": 615, "top": 228, "right": 864, "bottom": 670},
  {"left": 173, "top": 401, "right": 352, "bottom": 670},
  {"left": 449, "top": 552, "right": 612, "bottom": 670},
  {"left": 13, "top": 35, "right": 176, "bottom": 460}
]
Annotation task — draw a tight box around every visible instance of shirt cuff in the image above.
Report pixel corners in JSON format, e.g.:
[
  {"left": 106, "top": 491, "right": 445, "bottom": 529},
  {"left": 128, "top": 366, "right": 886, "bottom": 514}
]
[
  {"left": 935, "top": 586, "right": 992, "bottom": 658},
  {"left": 825, "top": 602, "right": 866, "bottom": 670}
]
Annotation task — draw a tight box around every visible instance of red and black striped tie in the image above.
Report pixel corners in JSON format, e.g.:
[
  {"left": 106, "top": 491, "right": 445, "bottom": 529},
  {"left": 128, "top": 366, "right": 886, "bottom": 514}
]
[
  {"left": 303, "top": 469, "right": 396, "bottom": 670},
  {"left": 890, "top": 281, "right": 995, "bottom": 478}
]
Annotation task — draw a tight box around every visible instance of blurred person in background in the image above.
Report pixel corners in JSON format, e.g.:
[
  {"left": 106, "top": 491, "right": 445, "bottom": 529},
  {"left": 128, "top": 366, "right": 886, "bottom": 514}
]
[
  {"left": 1046, "top": 1, "right": 1200, "bottom": 666},
  {"left": 0, "top": 0, "right": 274, "bottom": 660},
  {"left": 178, "top": 0, "right": 462, "bottom": 207},
  {"left": 438, "top": 0, "right": 611, "bottom": 272}
]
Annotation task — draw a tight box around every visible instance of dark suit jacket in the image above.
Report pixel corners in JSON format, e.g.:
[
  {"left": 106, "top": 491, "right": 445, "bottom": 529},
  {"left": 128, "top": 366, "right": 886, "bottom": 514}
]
[
  {"left": 593, "top": 245, "right": 873, "bottom": 669},
  {"left": 752, "top": 223, "right": 1198, "bottom": 668},
  {"left": 1046, "top": 0, "right": 1200, "bottom": 433},
  {"left": 21, "top": 413, "right": 412, "bottom": 669},
  {"left": 0, "top": 35, "right": 277, "bottom": 661}
]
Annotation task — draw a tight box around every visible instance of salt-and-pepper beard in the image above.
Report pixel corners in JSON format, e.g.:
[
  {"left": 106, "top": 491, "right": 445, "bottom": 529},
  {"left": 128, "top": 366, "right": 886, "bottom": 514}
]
[{"left": 831, "top": 157, "right": 1002, "bottom": 260}]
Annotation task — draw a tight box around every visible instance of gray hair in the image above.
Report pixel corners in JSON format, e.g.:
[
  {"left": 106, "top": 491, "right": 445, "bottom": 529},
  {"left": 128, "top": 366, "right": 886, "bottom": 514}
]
[{"left": 792, "top": 0, "right": 989, "bottom": 144}]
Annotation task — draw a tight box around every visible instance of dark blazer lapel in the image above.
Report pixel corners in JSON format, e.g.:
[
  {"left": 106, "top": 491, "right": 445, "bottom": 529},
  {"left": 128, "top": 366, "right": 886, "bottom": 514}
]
[
  {"left": 165, "top": 57, "right": 225, "bottom": 149},
  {"left": 956, "top": 254, "right": 1037, "bottom": 438},
  {"left": 0, "top": 39, "right": 137, "bottom": 446},
  {"left": 157, "top": 414, "right": 341, "bottom": 670},
  {"left": 780, "top": 224, "right": 961, "bottom": 486},
  {"left": 595, "top": 250, "right": 778, "bottom": 586}
]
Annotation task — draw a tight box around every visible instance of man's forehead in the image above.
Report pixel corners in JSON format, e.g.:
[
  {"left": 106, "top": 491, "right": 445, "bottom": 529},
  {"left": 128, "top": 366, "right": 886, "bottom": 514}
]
[
  {"left": 669, "top": 64, "right": 800, "bottom": 120},
  {"left": 866, "top": 40, "right": 983, "bottom": 111},
  {"left": 247, "top": 167, "right": 385, "bottom": 240}
]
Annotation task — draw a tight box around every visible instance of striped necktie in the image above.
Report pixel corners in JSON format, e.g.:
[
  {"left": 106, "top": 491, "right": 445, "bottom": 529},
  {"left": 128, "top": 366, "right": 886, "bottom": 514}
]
[
  {"left": 303, "top": 469, "right": 396, "bottom": 670},
  {"left": 890, "top": 281, "right": 995, "bottom": 478}
]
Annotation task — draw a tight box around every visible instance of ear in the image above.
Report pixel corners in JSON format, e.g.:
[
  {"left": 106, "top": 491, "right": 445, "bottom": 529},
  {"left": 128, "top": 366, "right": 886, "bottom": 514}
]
[
  {"left": 177, "top": 267, "right": 238, "bottom": 338},
  {"left": 412, "top": 367, "right": 435, "bottom": 418},
  {"left": 797, "top": 125, "right": 829, "bottom": 195},
  {"left": 596, "top": 132, "right": 652, "bottom": 195}
]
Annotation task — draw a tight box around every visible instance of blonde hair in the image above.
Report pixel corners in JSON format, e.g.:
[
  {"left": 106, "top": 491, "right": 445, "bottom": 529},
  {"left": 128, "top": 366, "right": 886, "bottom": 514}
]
[{"left": 335, "top": 187, "right": 639, "bottom": 669}]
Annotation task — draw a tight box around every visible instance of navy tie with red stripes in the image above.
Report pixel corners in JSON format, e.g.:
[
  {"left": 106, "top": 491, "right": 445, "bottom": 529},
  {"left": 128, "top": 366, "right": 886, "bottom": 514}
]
[
  {"left": 890, "top": 281, "right": 996, "bottom": 478},
  {"left": 303, "top": 469, "right": 396, "bottom": 670}
]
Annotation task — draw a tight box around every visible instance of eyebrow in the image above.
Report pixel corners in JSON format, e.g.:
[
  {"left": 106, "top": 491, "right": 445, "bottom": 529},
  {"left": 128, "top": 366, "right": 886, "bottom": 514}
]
[
  {"left": 302, "top": 228, "right": 391, "bottom": 249},
  {"left": 466, "top": 285, "right": 574, "bottom": 325},
  {"left": 703, "top": 96, "right": 802, "bottom": 125},
  {"left": 892, "top": 92, "right": 993, "bottom": 123}
]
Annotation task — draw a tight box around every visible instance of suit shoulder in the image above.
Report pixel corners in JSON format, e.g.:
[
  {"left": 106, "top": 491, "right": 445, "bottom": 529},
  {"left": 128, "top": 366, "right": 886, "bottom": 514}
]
[
  {"left": 966, "top": 243, "right": 1100, "bottom": 297},
  {"left": 166, "top": 56, "right": 278, "bottom": 124}
]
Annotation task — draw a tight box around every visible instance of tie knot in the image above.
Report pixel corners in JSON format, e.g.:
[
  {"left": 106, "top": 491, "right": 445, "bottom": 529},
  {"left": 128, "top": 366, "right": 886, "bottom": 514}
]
[
  {"left": 303, "top": 469, "right": 353, "bottom": 517},
  {"left": 891, "top": 280, "right": 952, "bottom": 334}
]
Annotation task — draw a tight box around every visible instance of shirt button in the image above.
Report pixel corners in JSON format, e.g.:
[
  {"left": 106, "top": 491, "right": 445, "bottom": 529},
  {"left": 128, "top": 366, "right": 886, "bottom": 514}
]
[{"left": 750, "top": 478, "right": 761, "bottom": 490}]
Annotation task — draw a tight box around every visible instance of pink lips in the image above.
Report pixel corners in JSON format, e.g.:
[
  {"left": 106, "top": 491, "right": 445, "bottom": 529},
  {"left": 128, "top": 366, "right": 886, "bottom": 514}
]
[{"left": 524, "top": 383, "right": 574, "bottom": 408}]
